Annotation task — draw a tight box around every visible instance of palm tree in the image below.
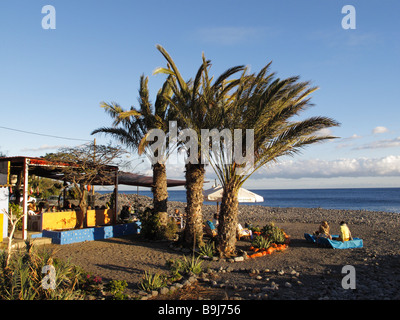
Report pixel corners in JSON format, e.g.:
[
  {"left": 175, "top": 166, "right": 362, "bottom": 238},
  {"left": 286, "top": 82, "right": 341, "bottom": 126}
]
[
  {"left": 92, "top": 75, "right": 176, "bottom": 230},
  {"left": 205, "top": 63, "right": 340, "bottom": 257},
  {"left": 154, "top": 45, "right": 245, "bottom": 247}
]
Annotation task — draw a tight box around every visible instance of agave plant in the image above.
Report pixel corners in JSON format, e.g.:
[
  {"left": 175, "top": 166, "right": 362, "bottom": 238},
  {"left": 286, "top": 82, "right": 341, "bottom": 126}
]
[
  {"left": 182, "top": 255, "right": 203, "bottom": 275},
  {"left": 251, "top": 235, "right": 272, "bottom": 251},
  {"left": 198, "top": 241, "right": 216, "bottom": 258},
  {"left": 0, "top": 241, "right": 84, "bottom": 300},
  {"left": 262, "top": 223, "right": 286, "bottom": 244},
  {"left": 139, "top": 271, "right": 167, "bottom": 292}
]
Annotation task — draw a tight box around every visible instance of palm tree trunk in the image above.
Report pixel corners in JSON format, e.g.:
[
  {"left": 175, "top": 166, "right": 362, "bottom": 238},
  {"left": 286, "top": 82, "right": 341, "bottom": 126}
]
[
  {"left": 217, "top": 182, "right": 239, "bottom": 257},
  {"left": 183, "top": 163, "right": 205, "bottom": 247},
  {"left": 152, "top": 162, "right": 168, "bottom": 227}
]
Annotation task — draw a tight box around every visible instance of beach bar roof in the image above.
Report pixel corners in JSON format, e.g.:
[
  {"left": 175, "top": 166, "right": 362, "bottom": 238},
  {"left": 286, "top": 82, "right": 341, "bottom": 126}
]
[
  {"left": 118, "top": 171, "right": 186, "bottom": 188},
  {"left": 0, "top": 156, "right": 185, "bottom": 239}
]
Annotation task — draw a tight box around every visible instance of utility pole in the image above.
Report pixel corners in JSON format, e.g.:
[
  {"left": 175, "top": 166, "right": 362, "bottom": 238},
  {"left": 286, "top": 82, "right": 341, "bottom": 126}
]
[{"left": 92, "top": 139, "right": 96, "bottom": 196}]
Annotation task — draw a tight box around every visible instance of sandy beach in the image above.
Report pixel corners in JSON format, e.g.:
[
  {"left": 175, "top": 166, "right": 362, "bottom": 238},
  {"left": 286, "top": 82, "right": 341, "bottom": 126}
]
[{"left": 48, "top": 193, "right": 400, "bottom": 300}]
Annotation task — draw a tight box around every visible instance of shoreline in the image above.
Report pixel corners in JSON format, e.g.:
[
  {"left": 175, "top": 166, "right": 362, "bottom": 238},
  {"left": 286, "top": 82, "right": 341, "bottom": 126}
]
[
  {"left": 95, "top": 192, "right": 400, "bottom": 226},
  {"left": 97, "top": 189, "right": 400, "bottom": 214}
]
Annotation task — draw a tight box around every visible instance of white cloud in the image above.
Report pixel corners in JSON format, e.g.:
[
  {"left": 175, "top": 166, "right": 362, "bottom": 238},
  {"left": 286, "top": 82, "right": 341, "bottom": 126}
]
[
  {"left": 254, "top": 155, "right": 400, "bottom": 179},
  {"left": 310, "top": 30, "right": 379, "bottom": 49},
  {"left": 355, "top": 137, "right": 400, "bottom": 150},
  {"left": 372, "top": 126, "right": 388, "bottom": 134},
  {"left": 335, "top": 134, "right": 362, "bottom": 149},
  {"left": 348, "top": 134, "right": 362, "bottom": 140},
  {"left": 314, "top": 128, "right": 333, "bottom": 137},
  {"left": 345, "top": 33, "right": 379, "bottom": 47},
  {"left": 135, "top": 154, "right": 400, "bottom": 183},
  {"left": 21, "top": 144, "right": 66, "bottom": 152}
]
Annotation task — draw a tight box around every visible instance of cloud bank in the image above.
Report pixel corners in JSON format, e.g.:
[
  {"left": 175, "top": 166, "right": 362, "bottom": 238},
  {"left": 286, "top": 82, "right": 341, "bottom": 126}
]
[
  {"left": 21, "top": 144, "right": 66, "bottom": 152},
  {"left": 255, "top": 155, "right": 400, "bottom": 179}
]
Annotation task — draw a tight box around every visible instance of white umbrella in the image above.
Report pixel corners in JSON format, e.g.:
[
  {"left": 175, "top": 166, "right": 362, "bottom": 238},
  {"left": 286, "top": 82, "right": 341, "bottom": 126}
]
[{"left": 203, "top": 185, "right": 264, "bottom": 203}]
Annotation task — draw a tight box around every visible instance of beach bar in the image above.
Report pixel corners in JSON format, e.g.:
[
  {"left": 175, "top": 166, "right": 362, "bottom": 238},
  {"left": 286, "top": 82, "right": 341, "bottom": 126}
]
[
  {"left": 0, "top": 156, "right": 186, "bottom": 242},
  {"left": 0, "top": 156, "right": 120, "bottom": 240}
]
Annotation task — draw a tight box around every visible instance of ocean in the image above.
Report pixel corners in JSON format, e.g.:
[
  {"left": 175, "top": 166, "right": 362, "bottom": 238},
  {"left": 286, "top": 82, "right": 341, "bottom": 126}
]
[{"left": 104, "top": 187, "right": 400, "bottom": 213}]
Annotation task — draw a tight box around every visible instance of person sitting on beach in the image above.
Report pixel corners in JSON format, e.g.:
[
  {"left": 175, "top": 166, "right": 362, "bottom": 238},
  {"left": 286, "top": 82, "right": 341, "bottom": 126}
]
[
  {"left": 28, "top": 199, "right": 37, "bottom": 216},
  {"left": 172, "top": 208, "right": 185, "bottom": 228},
  {"left": 205, "top": 220, "right": 218, "bottom": 237},
  {"left": 64, "top": 201, "right": 73, "bottom": 211},
  {"left": 173, "top": 208, "right": 180, "bottom": 218},
  {"left": 337, "top": 221, "right": 353, "bottom": 242},
  {"left": 237, "top": 223, "right": 252, "bottom": 240},
  {"left": 314, "top": 220, "right": 332, "bottom": 239},
  {"left": 120, "top": 205, "right": 132, "bottom": 222},
  {"left": 27, "top": 200, "right": 43, "bottom": 231},
  {"left": 36, "top": 201, "right": 47, "bottom": 214},
  {"left": 212, "top": 213, "right": 219, "bottom": 227}
]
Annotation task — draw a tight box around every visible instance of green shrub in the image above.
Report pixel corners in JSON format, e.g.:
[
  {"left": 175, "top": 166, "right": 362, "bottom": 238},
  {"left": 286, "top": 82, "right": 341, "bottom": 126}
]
[
  {"left": 106, "top": 279, "right": 128, "bottom": 300},
  {"left": 251, "top": 235, "right": 272, "bottom": 250},
  {"left": 161, "top": 217, "right": 179, "bottom": 240},
  {"left": 166, "top": 258, "right": 184, "bottom": 279},
  {"left": 167, "top": 255, "right": 203, "bottom": 276},
  {"left": 262, "top": 223, "right": 286, "bottom": 244},
  {"left": 8, "top": 203, "right": 23, "bottom": 230},
  {"left": 137, "top": 207, "right": 162, "bottom": 240},
  {"left": 198, "top": 241, "right": 216, "bottom": 258},
  {"left": 139, "top": 271, "right": 167, "bottom": 292},
  {"left": 0, "top": 242, "right": 85, "bottom": 300},
  {"left": 137, "top": 207, "right": 179, "bottom": 240},
  {"left": 182, "top": 255, "right": 203, "bottom": 275}
]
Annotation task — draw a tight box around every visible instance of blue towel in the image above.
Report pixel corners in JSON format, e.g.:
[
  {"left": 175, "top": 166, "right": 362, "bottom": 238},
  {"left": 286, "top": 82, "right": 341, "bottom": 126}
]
[
  {"left": 304, "top": 233, "right": 363, "bottom": 249},
  {"left": 206, "top": 220, "right": 216, "bottom": 230}
]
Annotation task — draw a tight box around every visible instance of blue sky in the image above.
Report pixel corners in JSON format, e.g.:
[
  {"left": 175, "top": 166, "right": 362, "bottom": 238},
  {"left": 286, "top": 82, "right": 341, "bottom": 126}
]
[{"left": 0, "top": 0, "right": 399, "bottom": 189}]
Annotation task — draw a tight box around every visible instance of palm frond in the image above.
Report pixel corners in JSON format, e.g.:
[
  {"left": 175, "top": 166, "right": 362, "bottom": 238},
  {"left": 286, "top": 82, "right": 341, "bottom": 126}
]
[{"left": 156, "top": 44, "right": 188, "bottom": 92}]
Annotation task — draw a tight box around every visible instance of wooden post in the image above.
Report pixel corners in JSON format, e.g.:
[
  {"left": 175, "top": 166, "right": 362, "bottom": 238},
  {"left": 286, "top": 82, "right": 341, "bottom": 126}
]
[
  {"left": 22, "top": 158, "right": 29, "bottom": 240},
  {"left": 136, "top": 185, "right": 139, "bottom": 213},
  {"left": 92, "top": 139, "right": 96, "bottom": 197},
  {"left": 114, "top": 169, "right": 118, "bottom": 223},
  {"left": 63, "top": 180, "right": 67, "bottom": 208}
]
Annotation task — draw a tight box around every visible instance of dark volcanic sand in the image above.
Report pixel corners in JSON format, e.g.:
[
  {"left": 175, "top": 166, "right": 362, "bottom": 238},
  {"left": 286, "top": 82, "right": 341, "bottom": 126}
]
[{"left": 47, "top": 194, "right": 400, "bottom": 300}]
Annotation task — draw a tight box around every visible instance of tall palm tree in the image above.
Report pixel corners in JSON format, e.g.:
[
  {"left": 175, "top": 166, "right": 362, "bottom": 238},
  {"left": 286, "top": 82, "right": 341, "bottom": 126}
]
[
  {"left": 92, "top": 74, "right": 176, "bottom": 229},
  {"left": 206, "top": 63, "right": 340, "bottom": 256},
  {"left": 154, "top": 45, "right": 245, "bottom": 247}
]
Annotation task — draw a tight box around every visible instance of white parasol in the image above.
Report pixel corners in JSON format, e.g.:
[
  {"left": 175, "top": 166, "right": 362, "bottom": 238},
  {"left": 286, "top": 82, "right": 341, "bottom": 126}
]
[{"left": 203, "top": 185, "right": 264, "bottom": 203}]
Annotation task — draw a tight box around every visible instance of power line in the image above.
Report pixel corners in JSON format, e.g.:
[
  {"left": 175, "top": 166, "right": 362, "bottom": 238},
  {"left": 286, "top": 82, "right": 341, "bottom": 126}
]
[{"left": 0, "top": 125, "right": 92, "bottom": 142}]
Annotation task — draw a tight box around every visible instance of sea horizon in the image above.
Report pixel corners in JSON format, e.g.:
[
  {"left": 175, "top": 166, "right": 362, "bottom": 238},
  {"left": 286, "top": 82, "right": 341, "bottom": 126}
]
[{"left": 99, "top": 187, "right": 400, "bottom": 214}]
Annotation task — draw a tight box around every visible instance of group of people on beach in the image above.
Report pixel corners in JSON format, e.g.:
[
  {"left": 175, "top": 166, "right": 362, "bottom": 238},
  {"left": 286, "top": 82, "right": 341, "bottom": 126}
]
[
  {"left": 314, "top": 220, "right": 353, "bottom": 242},
  {"left": 27, "top": 198, "right": 78, "bottom": 216},
  {"left": 204, "top": 213, "right": 253, "bottom": 239}
]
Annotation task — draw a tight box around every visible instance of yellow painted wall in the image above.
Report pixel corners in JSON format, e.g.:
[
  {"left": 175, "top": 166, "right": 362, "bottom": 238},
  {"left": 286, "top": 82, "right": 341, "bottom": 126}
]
[
  {"left": 41, "top": 211, "right": 77, "bottom": 230},
  {"left": 41, "top": 209, "right": 113, "bottom": 231},
  {"left": 0, "top": 214, "right": 3, "bottom": 242},
  {"left": 86, "top": 209, "right": 113, "bottom": 227}
]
